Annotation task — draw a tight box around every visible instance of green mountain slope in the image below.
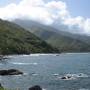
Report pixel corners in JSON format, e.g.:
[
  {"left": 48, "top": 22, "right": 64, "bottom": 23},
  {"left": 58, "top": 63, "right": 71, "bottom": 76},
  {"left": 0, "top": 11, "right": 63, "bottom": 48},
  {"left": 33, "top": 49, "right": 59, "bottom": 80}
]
[
  {"left": 0, "top": 19, "right": 59, "bottom": 55},
  {"left": 14, "top": 19, "right": 90, "bottom": 52}
]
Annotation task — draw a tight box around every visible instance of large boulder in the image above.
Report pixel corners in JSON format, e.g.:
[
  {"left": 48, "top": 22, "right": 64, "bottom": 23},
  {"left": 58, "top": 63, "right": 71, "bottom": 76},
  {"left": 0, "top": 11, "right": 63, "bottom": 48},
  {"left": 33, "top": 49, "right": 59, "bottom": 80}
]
[
  {"left": 0, "top": 70, "right": 8, "bottom": 75},
  {"left": 61, "top": 76, "right": 67, "bottom": 79},
  {"left": 7, "top": 69, "right": 23, "bottom": 75},
  {"left": 29, "top": 85, "right": 42, "bottom": 90},
  {"left": 61, "top": 76, "right": 72, "bottom": 80},
  {"left": 0, "top": 69, "right": 23, "bottom": 76}
]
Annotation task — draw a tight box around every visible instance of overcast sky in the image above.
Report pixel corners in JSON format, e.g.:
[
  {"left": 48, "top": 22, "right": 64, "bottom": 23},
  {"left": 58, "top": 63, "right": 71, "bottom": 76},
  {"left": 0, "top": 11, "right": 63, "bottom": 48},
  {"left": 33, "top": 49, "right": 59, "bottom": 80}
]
[{"left": 0, "top": 0, "right": 90, "bottom": 35}]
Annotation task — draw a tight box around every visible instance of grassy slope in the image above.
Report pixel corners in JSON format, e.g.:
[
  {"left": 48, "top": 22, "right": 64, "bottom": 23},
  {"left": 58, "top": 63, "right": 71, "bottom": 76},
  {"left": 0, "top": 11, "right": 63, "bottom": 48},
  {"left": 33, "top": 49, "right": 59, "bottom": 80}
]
[
  {"left": 33, "top": 29, "right": 90, "bottom": 52},
  {"left": 0, "top": 19, "right": 59, "bottom": 55},
  {"left": 13, "top": 19, "right": 90, "bottom": 52}
]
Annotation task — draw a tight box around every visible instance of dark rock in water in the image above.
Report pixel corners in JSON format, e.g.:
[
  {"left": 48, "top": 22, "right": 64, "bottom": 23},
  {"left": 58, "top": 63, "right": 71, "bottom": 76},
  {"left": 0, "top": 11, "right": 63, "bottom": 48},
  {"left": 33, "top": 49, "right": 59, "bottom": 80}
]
[
  {"left": 79, "top": 73, "right": 82, "bottom": 76},
  {"left": 61, "top": 76, "right": 71, "bottom": 79},
  {"left": 61, "top": 76, "right": 67, "bottom": 79},
  {"left": 56, "top": 54, "right": 59, "bottom": 56},
  {"left": 0, "top": 69, "right": 23, "bottom": 76},
  {"left": 67, "top": 76, "right": 71, "bottom": 79},
  {"left": 0, "top": 70, "right": 8, "bottom": 75},
  {"left": 29, "top": 85, "right": 42, "bottom": 90},
  {"left": 7, "top": 69, "right": 23, "bottom": 75}
]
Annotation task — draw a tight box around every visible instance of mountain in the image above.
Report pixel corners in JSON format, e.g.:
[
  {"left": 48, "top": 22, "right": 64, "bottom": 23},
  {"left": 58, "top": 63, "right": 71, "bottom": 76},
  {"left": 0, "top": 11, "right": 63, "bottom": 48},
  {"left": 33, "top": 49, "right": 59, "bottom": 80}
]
[
  {"left": 13, "top": 19, "right": 90, "bottom": 52},
  {"left": 0, "top": 19, "right": 59, "bottom": 55}
]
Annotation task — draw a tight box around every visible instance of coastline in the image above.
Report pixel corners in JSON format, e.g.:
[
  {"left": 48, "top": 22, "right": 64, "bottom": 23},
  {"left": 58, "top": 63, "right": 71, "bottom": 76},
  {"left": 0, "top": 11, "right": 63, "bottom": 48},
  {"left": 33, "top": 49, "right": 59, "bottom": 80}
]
[
  {"left": 2, "top": 52, "right": 90, "bottom": 58},
  {"left": 0, "top": 52, "right": 90, "bottom": 60}
]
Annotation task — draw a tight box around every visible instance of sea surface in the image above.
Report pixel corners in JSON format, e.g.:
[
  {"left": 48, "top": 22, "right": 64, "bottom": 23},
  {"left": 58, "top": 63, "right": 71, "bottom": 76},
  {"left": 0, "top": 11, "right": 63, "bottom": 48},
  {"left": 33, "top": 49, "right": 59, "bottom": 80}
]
[{"left": 0, "top": 53, "right": 90, "bottom": 90}]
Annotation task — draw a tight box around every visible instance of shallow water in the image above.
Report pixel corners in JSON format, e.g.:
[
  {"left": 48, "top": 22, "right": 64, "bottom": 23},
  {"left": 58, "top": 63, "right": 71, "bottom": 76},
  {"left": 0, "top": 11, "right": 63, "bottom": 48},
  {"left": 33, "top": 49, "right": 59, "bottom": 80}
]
[{"left": 0, "top": 53, "right": 90, "bottom": 90}]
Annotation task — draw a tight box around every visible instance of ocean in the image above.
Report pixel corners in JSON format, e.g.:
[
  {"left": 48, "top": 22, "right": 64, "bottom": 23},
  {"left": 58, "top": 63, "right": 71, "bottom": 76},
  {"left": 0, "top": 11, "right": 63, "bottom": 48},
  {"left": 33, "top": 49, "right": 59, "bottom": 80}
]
[{"left": 0, "top": 53, "right": 90, "bottom": 90}]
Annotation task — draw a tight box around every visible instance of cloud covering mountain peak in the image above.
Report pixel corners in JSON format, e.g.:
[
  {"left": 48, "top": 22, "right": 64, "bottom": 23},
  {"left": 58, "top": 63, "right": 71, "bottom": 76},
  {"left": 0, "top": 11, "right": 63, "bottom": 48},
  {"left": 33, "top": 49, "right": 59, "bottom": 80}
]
[{"left": 0, "top": 0, "right": 90, "bottom": 35}]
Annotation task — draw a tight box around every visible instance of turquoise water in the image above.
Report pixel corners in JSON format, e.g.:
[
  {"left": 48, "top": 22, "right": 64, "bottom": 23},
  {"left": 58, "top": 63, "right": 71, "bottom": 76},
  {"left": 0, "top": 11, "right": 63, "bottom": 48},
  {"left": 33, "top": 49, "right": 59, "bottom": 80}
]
[{"left": 0, "top": 53, "right": 90, "bottom": 90}]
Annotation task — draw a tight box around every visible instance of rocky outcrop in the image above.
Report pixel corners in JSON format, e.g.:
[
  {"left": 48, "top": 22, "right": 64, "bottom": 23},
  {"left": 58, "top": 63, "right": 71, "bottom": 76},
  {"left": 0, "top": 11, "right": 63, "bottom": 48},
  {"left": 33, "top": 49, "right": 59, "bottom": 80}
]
[
  {"left": 61, "top": 76, "right": 71, "bottom": 80},
  {"left": 0, "top": 69, "right": 23, "bottom": 76},
  {"left": 0, "top": 84, "right": 42, "bottom": 90},
  {"left": 29, "top": 85, "right": 42, "bottom": 90}
]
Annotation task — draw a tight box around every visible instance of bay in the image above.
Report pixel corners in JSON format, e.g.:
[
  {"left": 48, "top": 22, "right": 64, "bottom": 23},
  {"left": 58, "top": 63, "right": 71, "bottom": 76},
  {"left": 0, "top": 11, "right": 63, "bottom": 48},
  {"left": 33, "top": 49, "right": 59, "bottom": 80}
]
[{"left": 0, "top": 53, "right": 90, "bottom": 90}]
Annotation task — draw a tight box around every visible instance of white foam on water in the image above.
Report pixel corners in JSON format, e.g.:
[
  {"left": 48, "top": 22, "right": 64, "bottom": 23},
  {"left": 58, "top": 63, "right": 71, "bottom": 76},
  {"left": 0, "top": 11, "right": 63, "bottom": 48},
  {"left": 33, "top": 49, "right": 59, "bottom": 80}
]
[
  {"left": 66, "top": 73, "right": 88, "bottom": 78},
  {"left": 32, "top": 63, "right": 38, "bottom": 65},
  {"left": 52, "top": 73, "right": 59, "bottom": 76},
  {"left": 77, "top": 73, "right": 88, "bottom": 78},
  {"left": 30, "top": 54, "right": 59, "bottom": 56},
  {"left": 30, "top": 54, "right": 40, "bottom": 56},
  {"left": 32, "top": 73, "right": 38, "bottom": 76},
  {"left": 22, "top": 55, "right": 30, "bottom": 56},
  {"left": 23, "top": 73, "right": 28, "bottom": 75},
  {"left": 10, "top": 62, "right": 38, "bottom": 65},
  {"left": 43, "top": 88, "right": 47, "bottom": 90},
  {"left": 57, "top": 73, "right": 88, "bottom": 80},
  {"left": 11, "top": 62, "right": 29, "bottom": 65},
  {"left": 79, "top": 88, "right": 89, "bottom": 90},
  {"left": 13, "top": 74, "right": 22, "bottom": 77},
  {"left": 57, "top": 76, "right": 76, "bottom": 80}
]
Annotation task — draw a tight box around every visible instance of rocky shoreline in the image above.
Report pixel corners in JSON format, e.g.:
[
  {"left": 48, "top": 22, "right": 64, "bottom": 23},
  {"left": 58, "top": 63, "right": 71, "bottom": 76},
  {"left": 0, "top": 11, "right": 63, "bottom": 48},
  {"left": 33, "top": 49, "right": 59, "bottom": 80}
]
[
  {"left": 0, "top": 69, "right": 42, "bottom": 90},
  {"left": 0, "top": 84, "right": 42, "bottom": 90}
]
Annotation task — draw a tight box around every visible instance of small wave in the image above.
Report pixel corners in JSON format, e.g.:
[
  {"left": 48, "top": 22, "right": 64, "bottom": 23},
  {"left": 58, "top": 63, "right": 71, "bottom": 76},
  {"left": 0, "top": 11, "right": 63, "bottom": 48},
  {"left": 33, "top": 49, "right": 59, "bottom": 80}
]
[
  {"left": 30, "top": 54, "right": 49, "bottom": 56},
  {"left": 57, "top": 76, "right": 76, "bottom": 80},
  {"left": 52, "top": 73, "right": 59, "bottom": 76},
  {"left": 79, "top": 88, "right": 89, "bottom": 90},
  {"left": 23, "top": 73, "right": 28, "bottom": 76},
  {"left": 10, "top": 62, "right": 38, "bottom": 65},
  {"left": 13, "top": 74, "right": 22, "bottom": 77},
  {"left": 32, "top": 63, "right": 38, "bottom": 65},
  {"left": 30, "top": 54, "right": 40, "bottom": 56},
  {"left": 57, "top": 73, "right": 88, "bottom": 80},
  {"left": 43, "top": 88, "right": 47, "bottom": 90},
  {"left": 32, "top": 73, "right": 38, "bottom": 76},
  {"left": 66, "top": 73, "right": 88, "bottom": 78},
  {"left": 30, "top": 54, "right": 59, "bottom": 56},
  {"left": 21, "top": 55, "right": 30, "bottom": 57}
]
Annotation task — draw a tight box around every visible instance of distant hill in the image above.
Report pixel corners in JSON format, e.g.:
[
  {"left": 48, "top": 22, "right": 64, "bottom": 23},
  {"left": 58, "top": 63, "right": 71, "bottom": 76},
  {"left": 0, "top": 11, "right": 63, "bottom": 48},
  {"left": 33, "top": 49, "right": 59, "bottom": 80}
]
[
  {"left": 14, "top": 19, "right": 90, "bottom": 52},
  {"left": 0, "top": 19, "right": 59, "bottom": 55}
]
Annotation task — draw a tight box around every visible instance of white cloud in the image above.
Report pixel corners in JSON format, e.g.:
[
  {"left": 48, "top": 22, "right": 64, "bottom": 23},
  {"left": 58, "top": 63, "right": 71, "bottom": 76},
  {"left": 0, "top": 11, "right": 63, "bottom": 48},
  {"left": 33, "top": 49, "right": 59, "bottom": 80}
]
[
  {"left": 45, "top": 1, "right": 66, "bottom": 10},
  {"left": 84, "top": 19, "right": 90, "bottom": 34},
  {"left": 19, "top": 0, "right": 44, "bottom": 6},
  {"left": 0, "top": 0, "right": 90, "bottom": 35}
]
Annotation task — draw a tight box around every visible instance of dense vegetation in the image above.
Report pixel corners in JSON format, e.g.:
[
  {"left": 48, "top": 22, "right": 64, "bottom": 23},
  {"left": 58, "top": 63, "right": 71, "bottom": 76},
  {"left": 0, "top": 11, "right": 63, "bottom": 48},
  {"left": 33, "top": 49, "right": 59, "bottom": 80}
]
[
  {"left": 0, "top": 19, "right": 59, "bottom": 55},
  {"left": 30, "top": 29, "right": 90, "bottom": 52},
  {"left": 14, "top": 19, "right": 90, "bottom": 52}
]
